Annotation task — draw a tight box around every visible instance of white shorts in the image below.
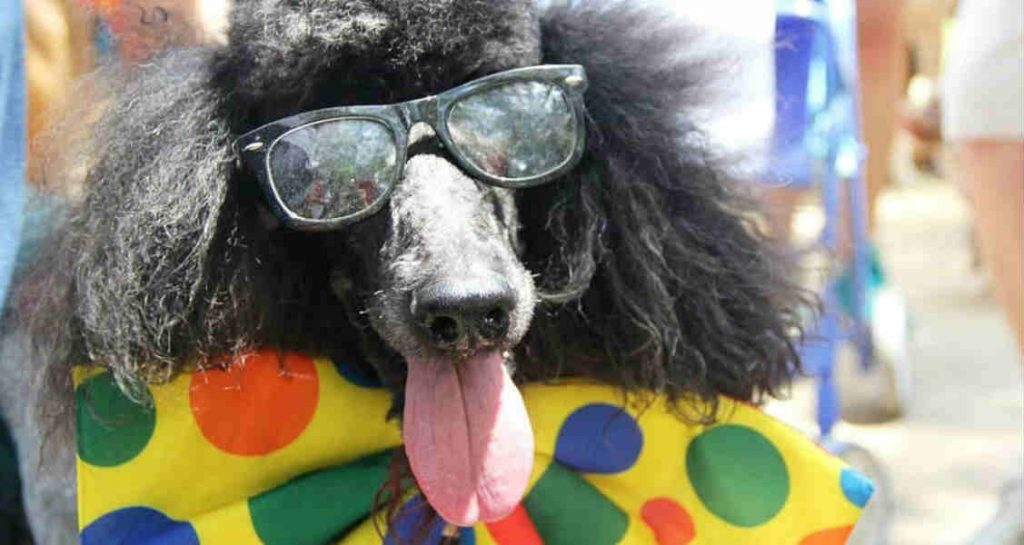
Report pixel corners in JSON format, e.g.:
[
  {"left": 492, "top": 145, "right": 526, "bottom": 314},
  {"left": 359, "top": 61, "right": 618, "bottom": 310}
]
[{"left": 943, "top": 0, "right": 1024, "bottom": 141}]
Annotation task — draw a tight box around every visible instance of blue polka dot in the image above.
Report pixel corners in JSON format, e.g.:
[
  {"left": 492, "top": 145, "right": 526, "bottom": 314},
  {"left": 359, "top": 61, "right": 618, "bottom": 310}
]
[
  {"left": 554, "top": 403, "right": 643, "bottom": 474},
  {"left": 332, "top": 358, "right": 383, "bottom": 388},
  {"left": 840, "top": 468, "right": 874, "bottom": 508},
  {"left": 81, "top": 506, "right": 199, "bottom": 545},
  {"left": 384, "top": 496, "right": 476, "bottom": 545}
]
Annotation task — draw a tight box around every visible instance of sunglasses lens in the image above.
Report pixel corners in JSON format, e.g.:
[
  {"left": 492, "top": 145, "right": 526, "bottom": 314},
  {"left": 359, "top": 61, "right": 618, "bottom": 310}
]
[
  {"left": 447, "top": 81, "right": 577, "bottom": 181},
  {"left": 268, "top": 119, "right": 398, "bottom": 221}
]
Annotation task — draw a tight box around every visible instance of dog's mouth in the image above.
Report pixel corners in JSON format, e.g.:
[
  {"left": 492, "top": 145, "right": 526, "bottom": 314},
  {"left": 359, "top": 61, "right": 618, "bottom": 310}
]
[
  {"left": 402, "top": 350, "right": 533, "bottom": 527},
  {"left": 359, "top": 263, "right": 538, "bottom": 526},
  {"left": 365, "top": 280, "right": 537, "bottom": 526},
  {"left": 351, "top": 152, "right": 538, "bottom": 525}
]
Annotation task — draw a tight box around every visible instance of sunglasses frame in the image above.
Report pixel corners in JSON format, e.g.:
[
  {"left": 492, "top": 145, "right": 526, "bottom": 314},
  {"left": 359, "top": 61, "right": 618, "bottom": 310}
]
[{"left": 233, "top": 64, "right": 588, "bottom": 231}]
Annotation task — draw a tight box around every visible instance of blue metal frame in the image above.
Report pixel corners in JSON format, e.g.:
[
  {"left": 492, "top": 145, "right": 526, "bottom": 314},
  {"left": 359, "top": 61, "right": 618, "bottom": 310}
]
[{"left": 771, "top": 0, "right": 875, "bottom": 438}]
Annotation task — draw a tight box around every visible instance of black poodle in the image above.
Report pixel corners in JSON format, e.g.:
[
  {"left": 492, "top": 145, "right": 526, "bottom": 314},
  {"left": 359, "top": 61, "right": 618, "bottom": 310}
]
[{"left": 0, "top": 0, "right": 807, "bottom": 542}]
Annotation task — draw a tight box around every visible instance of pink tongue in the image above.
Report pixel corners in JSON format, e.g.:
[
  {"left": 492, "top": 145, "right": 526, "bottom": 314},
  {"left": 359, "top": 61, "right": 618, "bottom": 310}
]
[{"left": 403, "top": 351, "right": 534, "bottom": 527}]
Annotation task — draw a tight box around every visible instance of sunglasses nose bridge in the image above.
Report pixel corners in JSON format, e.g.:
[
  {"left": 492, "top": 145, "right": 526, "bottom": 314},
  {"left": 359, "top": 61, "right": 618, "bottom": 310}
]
[{"left": 400, "top": 95, "right": 440, "bottom": 129}]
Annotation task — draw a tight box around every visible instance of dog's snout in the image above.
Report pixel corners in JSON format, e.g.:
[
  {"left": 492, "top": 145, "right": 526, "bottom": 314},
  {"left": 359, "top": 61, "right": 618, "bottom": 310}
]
[{"left": 413, "top": 278, "right": 515, "bottom": 349}]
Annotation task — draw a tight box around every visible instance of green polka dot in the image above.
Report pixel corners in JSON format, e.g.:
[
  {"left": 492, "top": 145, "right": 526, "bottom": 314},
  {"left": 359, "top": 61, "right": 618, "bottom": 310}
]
[
  {"left": 523, "top": 462, "right": 628, "bottom": 545},
  {"left": 249, "top": 450, "right": 392, "bottom": 545},
  {"left": 76, "top": 372, "right": 156, "bottom": 467},
  {"left": 686, "top": 424, "right": 789, "bottom": 527}
]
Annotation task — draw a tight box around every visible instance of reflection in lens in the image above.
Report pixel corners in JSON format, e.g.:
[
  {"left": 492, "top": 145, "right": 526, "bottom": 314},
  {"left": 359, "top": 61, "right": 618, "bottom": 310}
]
[
  {"left": 269, "top": 119, "right": 397, "bottom": 221},
  {"left": 447, "top": 81, "right": 576, "bottom": 180}
]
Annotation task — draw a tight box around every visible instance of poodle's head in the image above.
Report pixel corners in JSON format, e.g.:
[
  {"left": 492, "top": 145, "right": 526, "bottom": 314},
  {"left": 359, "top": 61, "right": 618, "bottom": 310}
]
[
  {"left": 212, "top": 4, "right": 556, "bottom": 522},
  {"left": 28, "top": 0, "right": 808, "bottom": 530},
  {"left": 217, "top": 0, "right": 547, "bottom": 376}
]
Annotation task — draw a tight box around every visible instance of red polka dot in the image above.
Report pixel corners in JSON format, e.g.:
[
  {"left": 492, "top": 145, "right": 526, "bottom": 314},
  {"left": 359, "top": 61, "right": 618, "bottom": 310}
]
[
  {"left": 485, "top": 504, "right": 543, "bottom": 545},
  {"left": 190, "top": 350, "right": 318, "bottom": 456},
  {"left": 799, "top": 526, "right": 854, "bottom": 545},
  {"left": 641, "top": 498, "right": 696, "bottom": 545}
]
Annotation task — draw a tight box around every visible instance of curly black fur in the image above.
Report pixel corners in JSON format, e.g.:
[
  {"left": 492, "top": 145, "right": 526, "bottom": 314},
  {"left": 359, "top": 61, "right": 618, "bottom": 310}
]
[
  {"left": 3, "top": 0, "right": 810, "bottom": 542},
  {"left": 518, "top": 3, "right": 808, "bottom": 415}
]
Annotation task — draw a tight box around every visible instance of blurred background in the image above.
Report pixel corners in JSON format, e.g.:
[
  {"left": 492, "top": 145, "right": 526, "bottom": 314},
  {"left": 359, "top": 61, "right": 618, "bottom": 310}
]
[{"left": 0, "top": 1, "right": 1021, "bottom": 544}]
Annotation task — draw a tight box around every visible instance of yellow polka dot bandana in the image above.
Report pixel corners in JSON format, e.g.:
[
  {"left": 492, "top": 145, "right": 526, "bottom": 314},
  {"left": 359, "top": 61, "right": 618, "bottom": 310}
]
[{"left": 75, "top": 350, "right": 871, "bottom": 545}]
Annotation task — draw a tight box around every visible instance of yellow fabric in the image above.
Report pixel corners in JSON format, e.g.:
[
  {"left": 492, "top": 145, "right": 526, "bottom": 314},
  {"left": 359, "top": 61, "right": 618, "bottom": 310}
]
[{"left": 75, "top": 352, "right": 868, "bottom": 545}]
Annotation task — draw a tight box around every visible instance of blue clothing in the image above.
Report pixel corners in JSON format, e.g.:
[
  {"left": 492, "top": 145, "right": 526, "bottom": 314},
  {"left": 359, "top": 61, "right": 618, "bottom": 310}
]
[
  {"left": 0, "top": 0, "right": 24, "bottom": 305},
  {"left": 0, "top": 0, "right": 26, "bottom": 541}
]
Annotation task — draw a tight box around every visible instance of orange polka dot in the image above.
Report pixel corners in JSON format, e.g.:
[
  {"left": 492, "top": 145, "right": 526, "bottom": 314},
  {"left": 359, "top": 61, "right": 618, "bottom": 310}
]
[
  {"left": 485, "top": 504, "right": 543, "bottom": 545},
  {"left": 189, "top": 350, "right": 319, "bottom": 456},
  {"left": 799, "top": 526, "right": 854, "bottom": 545},
  {"left": 641, "top": 498, "right": 696, "bottom": 545}
]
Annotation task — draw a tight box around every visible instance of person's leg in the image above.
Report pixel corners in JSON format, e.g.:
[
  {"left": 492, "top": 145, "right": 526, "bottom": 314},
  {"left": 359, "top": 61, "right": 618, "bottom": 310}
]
[
  {"left": 959, "top": 141, "right": 1024, "bottom": 353},
  {"left": 25, "top": 0, "right": 95, "bottom": 182},
  {"left": 903, "top": 0, "right": 948, "bottom": 80},
  {"left": 901, "top": 0, "right": 948, "bottom": 173},
  {"left": 857, "top": 0, "right": 907, "bottom": 231}
]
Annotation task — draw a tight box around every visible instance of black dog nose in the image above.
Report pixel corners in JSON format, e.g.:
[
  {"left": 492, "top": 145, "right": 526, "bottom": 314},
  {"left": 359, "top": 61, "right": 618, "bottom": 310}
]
[{"left": 413, "top": 279, "right": 516, "bottom": 348}]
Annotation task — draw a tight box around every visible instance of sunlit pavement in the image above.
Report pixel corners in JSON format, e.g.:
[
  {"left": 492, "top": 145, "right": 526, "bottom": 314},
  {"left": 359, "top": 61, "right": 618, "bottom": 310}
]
[{"left": 766, "top": 171, "right": 1024, "bottom": 544}]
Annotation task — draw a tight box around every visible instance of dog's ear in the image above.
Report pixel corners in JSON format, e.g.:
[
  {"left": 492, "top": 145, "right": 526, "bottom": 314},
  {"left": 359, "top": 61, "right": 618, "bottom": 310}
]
[
  {"left": 519, "top": 1, "right": 808, "bottom": 414},
  {"left": 36, "top": 49, "right": 236, "bottom": 379}
]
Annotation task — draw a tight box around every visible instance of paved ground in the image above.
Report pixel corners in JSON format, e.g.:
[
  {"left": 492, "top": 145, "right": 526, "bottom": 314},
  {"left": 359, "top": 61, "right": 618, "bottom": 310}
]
[{"left": 767, "top": 174, "right": 1024, "bottom": 544}]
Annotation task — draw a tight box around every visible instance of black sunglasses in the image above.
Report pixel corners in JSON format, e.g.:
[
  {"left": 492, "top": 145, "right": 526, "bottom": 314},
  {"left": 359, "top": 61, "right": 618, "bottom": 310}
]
[{"left": 234, "top": 64, "right": 588, "bottom": 231}]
